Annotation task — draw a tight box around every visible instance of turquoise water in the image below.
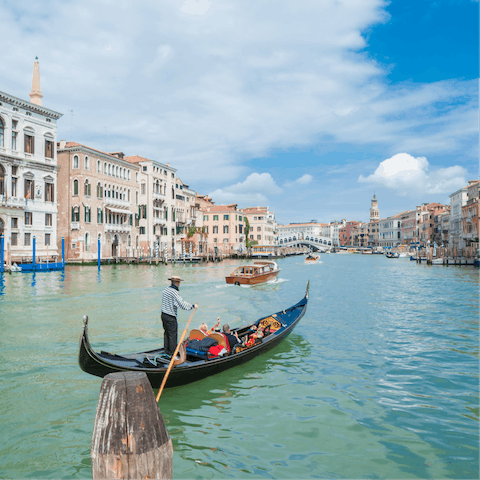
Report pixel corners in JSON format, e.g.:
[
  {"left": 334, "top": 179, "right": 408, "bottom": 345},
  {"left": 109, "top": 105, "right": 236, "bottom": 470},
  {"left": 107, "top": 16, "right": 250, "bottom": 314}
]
[{"left": 0, "top": 255, "right": 478, "bottom": 479}]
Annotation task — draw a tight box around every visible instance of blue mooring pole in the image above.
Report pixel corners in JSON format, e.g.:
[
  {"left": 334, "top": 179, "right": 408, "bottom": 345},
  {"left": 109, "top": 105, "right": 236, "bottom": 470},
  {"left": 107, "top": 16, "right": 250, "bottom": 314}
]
[
  {"left": 98, "top": 238, "right": 101, "bottom": 268},
  {"left": 62, "top": 237, "right": 65, "bottom": 267},
  {"left": 1, "top": 235, "right": 4, "bottom": 273},
  {"left": 33, "top": 236, "right": 36, "bottom": 271}
]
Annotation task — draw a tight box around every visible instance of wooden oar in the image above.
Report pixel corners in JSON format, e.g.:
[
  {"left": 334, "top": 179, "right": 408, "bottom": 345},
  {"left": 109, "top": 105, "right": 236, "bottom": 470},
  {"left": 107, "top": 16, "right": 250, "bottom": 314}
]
[{"left": 156, "top": 307, "right": 197, "bottom": 402}]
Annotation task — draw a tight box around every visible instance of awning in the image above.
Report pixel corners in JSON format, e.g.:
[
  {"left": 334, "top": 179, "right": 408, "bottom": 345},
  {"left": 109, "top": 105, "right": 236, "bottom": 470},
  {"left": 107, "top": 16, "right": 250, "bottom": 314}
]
[{"left": 105, "top": 206, "right": 131, "bottom": 214}]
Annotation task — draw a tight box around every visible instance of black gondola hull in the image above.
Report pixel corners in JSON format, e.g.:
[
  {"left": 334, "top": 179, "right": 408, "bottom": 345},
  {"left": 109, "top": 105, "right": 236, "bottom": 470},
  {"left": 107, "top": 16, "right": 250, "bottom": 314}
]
[{"left": 79, "top": 291, "right": 308, "bottom": 389}]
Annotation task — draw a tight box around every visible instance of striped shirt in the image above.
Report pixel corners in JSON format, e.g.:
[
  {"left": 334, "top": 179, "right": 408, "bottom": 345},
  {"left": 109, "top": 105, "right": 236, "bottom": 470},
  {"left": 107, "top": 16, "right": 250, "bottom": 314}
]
[{"left": 161, "top": 285, "right": 194, "bottom": 317}]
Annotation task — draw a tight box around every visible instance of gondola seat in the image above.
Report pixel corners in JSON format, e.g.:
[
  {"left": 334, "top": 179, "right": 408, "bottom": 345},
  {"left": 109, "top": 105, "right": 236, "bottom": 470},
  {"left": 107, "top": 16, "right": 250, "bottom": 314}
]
[
  {"left": 189, "top": 329, "right": 207, "bottom": 341},
  {"left": 259, "top": 316, "right": 282, "bottom": 332},
  {"left": 209, "top": 333, "right": 230, "bottom": 353}
]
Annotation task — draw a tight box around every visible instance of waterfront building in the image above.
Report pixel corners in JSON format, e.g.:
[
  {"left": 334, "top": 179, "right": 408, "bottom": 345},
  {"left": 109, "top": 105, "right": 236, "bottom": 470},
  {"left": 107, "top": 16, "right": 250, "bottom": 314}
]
[
  {"left": 321, "top": 220, "right": 345, "bottom": 247},
  {"left": 449, "top": 185, "right": 469, "bottom": 249},
  {"left": 339, "top": 220, "right": 360, "bottom": 247},
  {"left": 351, "top": 222, "right": 369, "bottom": 247},
  {"left": 57, "top": 143, "right": 140, "bottom": 260},
  {"left": 417, "top": 203, "right": 449, "bottom": 246},
  {"left": 243, "top": 206, "right": 276, "bottom": 245},
  {"left": 438, "top": 210, "right": 451, "bottom": 246},
  {"left": 278, "top": 222, "right": 326, "bottom": 240},
  {"left": 462, "top": 180, "right": 479, "bottom": 249},
  {"left": 378, "top": 212, "right": 408, "bottom": 247},
  {"left": 400, "top": 209, "right": 420, "bottom": 246},
  {"left": 0, "top": 59, "right": 63, "bottom": 263},
  {"left": 200, "top": 203, "right": 246, "bottom": 256},
  {"left": 124, "top": 155, "right": 177, "bottom": 256},
  {"left": 174, "top": 177, "right": 197, "bottom": 255}
]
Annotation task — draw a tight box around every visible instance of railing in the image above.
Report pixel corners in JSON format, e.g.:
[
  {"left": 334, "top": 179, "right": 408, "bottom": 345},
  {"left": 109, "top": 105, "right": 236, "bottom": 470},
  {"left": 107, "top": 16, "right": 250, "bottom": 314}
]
[
  {"left": 153, "top": 192, "right": 166, "bottom": 200},
  {"left": 154, "top": 217, "right": 167, "bottom": 225},
  {"left": 104, "top": 198, "right": 131, "bottom": 208},
  {"left": 0, "top": 196, "right": 27, "bottom": 208},
  {"left": 105, "top": 224, "right": 132, "bottom": 233}
]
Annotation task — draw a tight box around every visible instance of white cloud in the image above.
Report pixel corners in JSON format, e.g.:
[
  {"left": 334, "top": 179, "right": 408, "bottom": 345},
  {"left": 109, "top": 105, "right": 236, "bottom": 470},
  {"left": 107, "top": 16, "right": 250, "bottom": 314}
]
[
  {"left": 284, "top": 174, "right": 313, "bottom": 188},
  {"left": 208, "top": 173, "right": 282, "bottom": 206},
  {"left": 358, "top": 153, "right": 468, "bottom": 195},
  {"left": 0, "top": 0, "right": 475, "bottom": 192}
]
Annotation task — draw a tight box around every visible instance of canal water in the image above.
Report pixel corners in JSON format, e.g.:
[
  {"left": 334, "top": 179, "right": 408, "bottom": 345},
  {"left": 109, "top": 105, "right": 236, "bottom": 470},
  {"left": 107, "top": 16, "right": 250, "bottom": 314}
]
[{"left": 0, "top": 255, "right": 478, "bottom": 479}]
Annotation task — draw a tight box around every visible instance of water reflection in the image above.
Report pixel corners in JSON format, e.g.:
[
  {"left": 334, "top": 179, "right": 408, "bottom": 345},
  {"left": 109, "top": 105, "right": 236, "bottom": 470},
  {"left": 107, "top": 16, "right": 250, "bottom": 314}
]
[{"left": 0, "top": 273, "right": 5, "bottom": 296}]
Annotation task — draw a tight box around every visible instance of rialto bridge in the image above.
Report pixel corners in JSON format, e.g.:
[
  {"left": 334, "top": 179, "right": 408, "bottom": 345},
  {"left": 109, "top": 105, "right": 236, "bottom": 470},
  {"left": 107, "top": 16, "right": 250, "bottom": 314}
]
[{"left": 278, "top": 233, "right": 333, "bottom": 251}]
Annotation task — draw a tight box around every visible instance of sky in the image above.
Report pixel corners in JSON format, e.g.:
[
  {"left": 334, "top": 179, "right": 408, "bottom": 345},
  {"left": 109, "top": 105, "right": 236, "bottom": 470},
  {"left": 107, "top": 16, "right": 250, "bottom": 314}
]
[{"left": 0, "top": 0, "right": 478, "bottom": 225}]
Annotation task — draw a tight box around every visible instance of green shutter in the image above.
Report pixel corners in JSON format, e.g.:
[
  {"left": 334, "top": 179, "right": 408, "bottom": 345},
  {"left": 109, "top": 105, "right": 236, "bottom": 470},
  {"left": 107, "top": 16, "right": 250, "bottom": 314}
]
[{"left": 71, "top": 207, "right": 74, "bottom": 221}]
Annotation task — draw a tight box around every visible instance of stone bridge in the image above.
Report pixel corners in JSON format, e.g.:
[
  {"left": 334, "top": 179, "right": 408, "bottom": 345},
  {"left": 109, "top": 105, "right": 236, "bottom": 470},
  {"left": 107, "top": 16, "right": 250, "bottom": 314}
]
[{"left": 279, "top": 234, "right": 333, "bottom": 252}]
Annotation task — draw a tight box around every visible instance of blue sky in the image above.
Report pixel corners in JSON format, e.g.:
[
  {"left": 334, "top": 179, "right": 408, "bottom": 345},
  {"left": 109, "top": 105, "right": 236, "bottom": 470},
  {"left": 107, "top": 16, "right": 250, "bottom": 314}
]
[{"left": 0, "top": 0, "right": 477, "bottom": 224}]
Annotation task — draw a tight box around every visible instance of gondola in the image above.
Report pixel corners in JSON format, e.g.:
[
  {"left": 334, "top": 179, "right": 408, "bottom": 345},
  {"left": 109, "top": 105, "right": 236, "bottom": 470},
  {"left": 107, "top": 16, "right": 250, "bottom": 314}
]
[{"left": 79, "top": 282, "right": 309, "bottom": 389}]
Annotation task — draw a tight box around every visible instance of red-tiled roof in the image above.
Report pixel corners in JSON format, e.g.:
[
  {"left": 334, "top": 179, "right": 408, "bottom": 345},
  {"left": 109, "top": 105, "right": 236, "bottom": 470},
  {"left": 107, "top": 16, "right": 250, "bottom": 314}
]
[
  {"left": 124, "top": 155, "right": 152, "bottom": 164},
  {"left": 201, "top": 204, "right": 238, "bottom": 213}
]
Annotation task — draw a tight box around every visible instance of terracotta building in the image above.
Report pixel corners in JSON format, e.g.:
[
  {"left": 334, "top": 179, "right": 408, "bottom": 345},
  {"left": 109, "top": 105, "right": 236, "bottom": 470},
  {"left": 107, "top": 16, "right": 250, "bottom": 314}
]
[{"left": 57, "top": 142, "right": 140, "bottom": 260}]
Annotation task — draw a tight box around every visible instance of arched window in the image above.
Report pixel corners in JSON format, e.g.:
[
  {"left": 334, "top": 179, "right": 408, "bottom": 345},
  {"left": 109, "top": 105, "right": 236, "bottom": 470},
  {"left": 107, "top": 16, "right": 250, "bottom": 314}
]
[
  {"left": 97, "top": 160, "right": 101, "bottom": 173},
  {"left": 128, "top": 189, "right": 131, "bottom": 202},
  {"left": 84, "top": 179, "right": 91, "bottom": 196},
  {"left": 104, "top": 162, "right": 107, "bottom": 174},
  {"left": 0, "top": 163, "right": 5, "bottom": 195},
  {"left": 96, "top": 182, "right": 103, "bottom": 198},
  {"left": 97, "top": 208, "right": 103, "bottom": 224},
  {"left": 73, "top": 179, "right": 79, "bottom": 196},
  {"left": 73, "top": 155, "right": 79, "bottom": 169},
  {"left": 84, "top": 156, "right": 89, "bottom": 170},
  {"left": 71, "top": 206, "right": 80, "bottom": 221},
  {"left": 108, "top": 164, "right": 111, "bottom": 175},
  {"left": 115, "top": 166, "right": 119, "bottom": 177},
  {"left": 128, "top": 170, "right": 131, "bottom": 180},
  {"left": 85, "top": 232, "right": 90, "bottom": 251},
  {"left": 0, "top": 117, "right": 4, "bottom": 147}
]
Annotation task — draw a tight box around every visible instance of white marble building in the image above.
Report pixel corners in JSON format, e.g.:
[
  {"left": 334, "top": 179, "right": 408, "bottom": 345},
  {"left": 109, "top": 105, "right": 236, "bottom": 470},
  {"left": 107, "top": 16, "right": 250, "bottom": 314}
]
[{"left": 0, "top": 59, "right": 63, "bottom": 263}]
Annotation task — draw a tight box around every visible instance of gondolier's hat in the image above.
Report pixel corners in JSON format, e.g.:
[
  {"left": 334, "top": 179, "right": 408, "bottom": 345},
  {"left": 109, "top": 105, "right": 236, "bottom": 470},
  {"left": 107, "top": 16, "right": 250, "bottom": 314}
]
[{"left": 168, "top": 275, "right": 183, "bottom": 282}]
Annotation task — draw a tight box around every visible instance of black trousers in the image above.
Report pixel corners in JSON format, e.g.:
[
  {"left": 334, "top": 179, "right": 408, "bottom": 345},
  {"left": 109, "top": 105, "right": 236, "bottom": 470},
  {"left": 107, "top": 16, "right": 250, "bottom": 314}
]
[{"left": 161, "top": 312, "right": 178, "bottom": 356}]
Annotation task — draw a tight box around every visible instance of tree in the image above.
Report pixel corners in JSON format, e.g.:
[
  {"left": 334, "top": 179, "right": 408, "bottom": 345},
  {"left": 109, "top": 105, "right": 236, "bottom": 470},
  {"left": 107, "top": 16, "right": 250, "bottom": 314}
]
[{"left": 245, "top": 217, "right": 252, "bottom": 248}]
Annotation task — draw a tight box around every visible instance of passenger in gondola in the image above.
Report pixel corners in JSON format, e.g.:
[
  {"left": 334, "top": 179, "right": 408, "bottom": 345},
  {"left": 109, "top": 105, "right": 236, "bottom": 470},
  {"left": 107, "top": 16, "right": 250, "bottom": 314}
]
[
  {"left": 199, "top": 317, "right": 221, "bottom": 335},
  {"left": 243, "top": 326, "right": 264, "bottom": 347},
  {"left": 222, "top": 324, "right": 241, "bottom": 351}
]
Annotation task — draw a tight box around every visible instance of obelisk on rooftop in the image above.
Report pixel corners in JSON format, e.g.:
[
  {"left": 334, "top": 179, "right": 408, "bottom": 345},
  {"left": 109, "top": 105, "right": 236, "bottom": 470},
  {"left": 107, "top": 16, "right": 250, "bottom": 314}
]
[{"left": 29, "top": 56, "right": 43, "bottom": 106}]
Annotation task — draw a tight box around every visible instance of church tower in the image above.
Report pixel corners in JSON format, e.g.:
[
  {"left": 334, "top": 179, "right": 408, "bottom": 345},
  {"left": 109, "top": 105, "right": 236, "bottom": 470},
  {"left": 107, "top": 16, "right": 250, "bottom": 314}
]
[
  {"left": 370, "top": 193, "right": 379, "bottom": 222},
  {"left": 29, "top": 56, "right": 43, "bottom": 106}
]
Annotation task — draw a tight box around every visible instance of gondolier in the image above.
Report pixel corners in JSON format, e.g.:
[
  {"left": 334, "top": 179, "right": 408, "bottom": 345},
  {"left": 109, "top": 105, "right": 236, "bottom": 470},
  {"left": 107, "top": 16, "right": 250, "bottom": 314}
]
[{"left": 161, "top": 275, "right": 198, "bottom": 359}]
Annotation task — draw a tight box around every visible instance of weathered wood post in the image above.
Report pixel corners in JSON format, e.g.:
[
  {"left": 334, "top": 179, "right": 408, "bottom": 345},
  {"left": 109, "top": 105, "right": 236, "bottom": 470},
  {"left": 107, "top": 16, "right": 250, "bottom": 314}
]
[{"left": 91, "top": 372, "right": 173, "bottom": 479}]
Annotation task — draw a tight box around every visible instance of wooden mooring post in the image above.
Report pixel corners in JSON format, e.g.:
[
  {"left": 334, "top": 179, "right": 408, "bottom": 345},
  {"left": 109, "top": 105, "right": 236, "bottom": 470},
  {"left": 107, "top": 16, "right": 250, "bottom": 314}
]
[{"left": 91, "top": 372, "right": 173, "bottom": 480}]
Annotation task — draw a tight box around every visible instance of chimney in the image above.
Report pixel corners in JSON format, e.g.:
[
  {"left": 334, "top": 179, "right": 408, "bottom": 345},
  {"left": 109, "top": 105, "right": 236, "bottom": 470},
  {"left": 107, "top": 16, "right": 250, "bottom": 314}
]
[
  {"left": 58, "top": 140, "right": 66, "bottom": 149},
  {"left": 29, "top": 57, "right": 43, "bottom": 106},
  {"left": 109, "top": 152, "right": 125, "bottom": 159}
]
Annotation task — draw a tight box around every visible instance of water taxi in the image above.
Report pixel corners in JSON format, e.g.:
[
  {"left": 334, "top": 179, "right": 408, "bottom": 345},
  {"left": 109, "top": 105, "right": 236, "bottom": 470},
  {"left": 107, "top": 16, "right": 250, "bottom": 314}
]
[{"left": 225, "top": 260, "right": 280, "bottom": 285}]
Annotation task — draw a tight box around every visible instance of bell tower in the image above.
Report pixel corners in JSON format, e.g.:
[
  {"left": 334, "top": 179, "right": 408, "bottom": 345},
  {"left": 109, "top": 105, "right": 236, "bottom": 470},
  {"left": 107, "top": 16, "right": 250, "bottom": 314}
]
[
  {"left": 29, "top": 56, "right": 43, "bottom": 106},
  {"left": 370, "top": 193, "right": 379, "bottom": 222}
]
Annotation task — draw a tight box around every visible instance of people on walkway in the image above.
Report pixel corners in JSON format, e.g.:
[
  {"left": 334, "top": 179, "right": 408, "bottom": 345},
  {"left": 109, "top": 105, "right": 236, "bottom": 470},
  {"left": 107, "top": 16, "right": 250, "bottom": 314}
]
[{"left": 161, "top": 275, "right": 198, "bottom": 359}]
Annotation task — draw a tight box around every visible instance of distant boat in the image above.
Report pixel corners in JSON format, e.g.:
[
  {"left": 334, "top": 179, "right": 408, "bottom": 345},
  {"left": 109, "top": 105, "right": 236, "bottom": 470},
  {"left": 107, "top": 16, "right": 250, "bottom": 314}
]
[
  {"left": 305, "top": 253, "right": 320, "bottom": 262},
  {"left": 385, "top": 252, "right": 399, "bottom": 258},
  {"left": 431, "top": 257, "right": 444, "bottom": 265},
  {"left": 398, "top": 252, "right": 409, "bottom": 258},
  {"left": 226, "top": 260, "right": 280, "bottom": 286}
]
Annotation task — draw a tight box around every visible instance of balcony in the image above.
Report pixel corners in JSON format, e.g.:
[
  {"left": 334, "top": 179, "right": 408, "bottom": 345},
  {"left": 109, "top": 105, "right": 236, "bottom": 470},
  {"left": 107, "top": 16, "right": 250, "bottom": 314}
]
[
  {"left": 154, "top": 217, "right": 167, "bottom": 225},
  {"left": 71, "top": 222, "right": 80, "bottom": 230},
  {"left": 153, "top": 192, "right": 166, "bottom": 201},
  {"left": 0, "top": 196, "right": 27, "bottom": 208},
  {"left": 104, "top": 198, "right": 131, "bottom": 209},
  {"left": 105, "top": 224, "right": 132, "bottom": 233}
]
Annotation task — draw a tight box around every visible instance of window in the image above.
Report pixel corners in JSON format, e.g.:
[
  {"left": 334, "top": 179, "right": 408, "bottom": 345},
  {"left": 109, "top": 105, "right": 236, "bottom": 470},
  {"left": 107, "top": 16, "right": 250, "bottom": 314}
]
[
  {"left": 239, "top": 216, "right": 242, "bottom": 221},
  {"left": 257, "top": 235, "right": 261, "bottom": 240},
  {"left": 11, "top": 120, "right": 18, "bottom": 150},
  {"left": 73, "top": 155, "right": 79, "bottom": 169},
  {"left": 213, "top": 226, "right": 218, "bottom": 234},
  {"left": 84, "top": 206, "right": 91, "bottom": 223},
  {"left": 45, "top": 139, "right": 54, "bottom": 158},
  {"left": 72, "top": 206, "right": 80, "bottom": 222},
  {"left": 45, "top": 234, "right": 51, "bottom": 246},
  {"left": 96, "top": 182, "right": 103, "bottom": 198},
  {"left": 11, "top": 232, "right": 18, "bottom": 246},
  {"left": 257, "top": 226, "right": 261, "bottom": 231},
  {"left": 24, "top": 233, "right": 31, "bottom": 246},
  {"left": 213, "top": 215, "right": 218, "bottom": 221},
  {"left": 97, "top": 208, "right": 103, "bottom": 224},
  {"left": 24, "top": 178, "right": 34, "bottom": 199},
  {"left": 143, "top": 166, "right": 147, "bottom": 172},
  {"left": 136, "top": 172, "right": 139, "bottom": 182},
  {"left": 203, "top": 215, "right": 208, "bottom": 221},
  {"left": 223, "top": 225, "right": 229, "bottom": 234},
  {"left": 25, "top": 211, "right": 32, "bottom": 225},
  {"left": 140, "top": 226, "right": 146, "bottom": 234},
  {"left": 97, "top": 160, "right": 101, "bottom": 173},
  {"left": 73, "top": 179, "right": 79, "bottom": 196},
  {"left": 84, "top": 156, "right": 89, "bottom": 169},
  {"left": 0, "top": 117, "right": 4, "bottom": 147},
  {"left": 136, "top": 191, "right": 139, "bottom": 204},
  {"left": 24, "top": 132, "right": 35, "bottom": 154},
  {"left": 141, "top": 183, "right": 146, "bottom": 195},
  {"left": 84, "top": 180, "right": 91, "bottom": 196},
  {"left": 45, "top": 182, "right": 54, "bottom": 202},
  {"left": 11, "top": 217, "right": 18, "bottom": 228},
  {"left": 45, "top": 214, "right": 52, "bottom": 226},
  {"left": 224, "top": 215, "right": 229, "bottom": 220}
]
